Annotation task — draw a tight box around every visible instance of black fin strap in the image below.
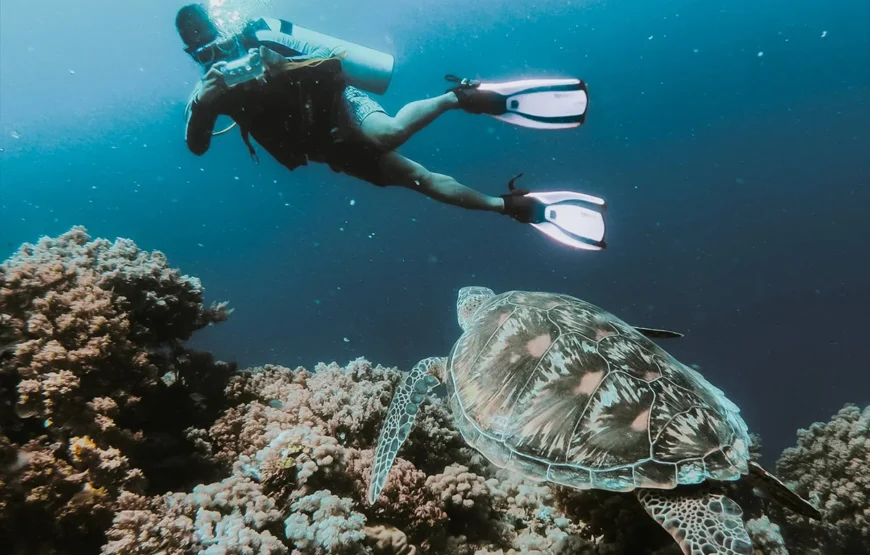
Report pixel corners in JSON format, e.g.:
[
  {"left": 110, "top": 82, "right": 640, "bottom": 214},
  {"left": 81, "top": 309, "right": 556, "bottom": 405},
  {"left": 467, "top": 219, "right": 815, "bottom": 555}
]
[
  {"left": 444, "top": 74, "right": 479, "bottom": 88},
  {"left": 506, "top": 173, "right": 530, "bottom": 196}
]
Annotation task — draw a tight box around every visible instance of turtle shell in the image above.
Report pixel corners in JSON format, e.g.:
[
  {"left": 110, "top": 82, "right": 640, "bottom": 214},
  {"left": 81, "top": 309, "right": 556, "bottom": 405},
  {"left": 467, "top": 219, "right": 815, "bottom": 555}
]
[{"left": 445, "top": 291, "right": 751, "bottom": 492}]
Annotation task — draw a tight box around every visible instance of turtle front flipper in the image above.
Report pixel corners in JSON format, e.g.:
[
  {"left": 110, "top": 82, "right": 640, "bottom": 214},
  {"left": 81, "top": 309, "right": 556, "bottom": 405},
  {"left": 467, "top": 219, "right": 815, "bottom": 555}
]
[
  {"left": 636, "top": 488, "right": 753, "bottom": 555},
  {"left": 367, "top": 356, "right": 446, "bottom": 505}
]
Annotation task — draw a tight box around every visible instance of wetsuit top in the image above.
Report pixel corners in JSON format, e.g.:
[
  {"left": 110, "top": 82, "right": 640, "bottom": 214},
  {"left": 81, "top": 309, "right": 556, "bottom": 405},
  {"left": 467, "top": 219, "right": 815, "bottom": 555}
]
[{"left": 184, "top": 17, "right": 345, "bottom": 170}]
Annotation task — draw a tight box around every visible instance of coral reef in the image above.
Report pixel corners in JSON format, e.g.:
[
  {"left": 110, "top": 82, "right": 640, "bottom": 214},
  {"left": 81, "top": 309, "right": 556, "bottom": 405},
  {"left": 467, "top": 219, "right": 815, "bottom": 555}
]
[
  {"left": 0, "top": 227, "right": 235, "bottom": 554},
  {"left": 2, "top": 227, "right": 867, "bottom": 555},
  {"left": 102, "top": 476, "right": 287, "bottom": 555},
  {"left": 776, "top": 403, "right": 870, "bottom": 554},
  {"left": 193, "top": 359, "right": 511, "bottom": 554},
  {"left": 99, "top": 358, "right": 602, "bottom": 554},
  {"left": 745, "top": 516, "right": 789, "bottom": 555},
  {"left": 103, "top": 357, "right": 852, "bottom": 555}
]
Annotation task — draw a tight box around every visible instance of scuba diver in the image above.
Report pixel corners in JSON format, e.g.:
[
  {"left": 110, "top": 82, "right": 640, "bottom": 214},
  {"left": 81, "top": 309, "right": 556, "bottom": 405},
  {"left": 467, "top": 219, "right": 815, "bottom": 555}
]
[{"left": 175, "top": 3, "right": 607, "bottom": 250}]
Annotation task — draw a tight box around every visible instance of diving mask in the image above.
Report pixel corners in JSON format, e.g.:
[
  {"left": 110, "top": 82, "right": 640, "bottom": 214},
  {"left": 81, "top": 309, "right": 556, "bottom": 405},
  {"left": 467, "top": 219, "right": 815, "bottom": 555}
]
[{"left": 188, "top": 35, "right": 244, "bottom": 67}]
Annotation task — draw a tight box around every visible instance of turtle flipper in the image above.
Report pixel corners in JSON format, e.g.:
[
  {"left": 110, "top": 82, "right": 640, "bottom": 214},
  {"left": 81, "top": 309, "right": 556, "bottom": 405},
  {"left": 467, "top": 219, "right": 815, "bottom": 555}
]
[
  {"left": 367, "top": 357, "right": 445, "bottom": 505},
  {"left": 636, "top": 489, "right": 753, "bottom": 555},
  {"left": 747, "top": 461, "right": 821, "bottom": 520},
  {"left": 634, "top": 326, "right": 684, "bottom": 339}
]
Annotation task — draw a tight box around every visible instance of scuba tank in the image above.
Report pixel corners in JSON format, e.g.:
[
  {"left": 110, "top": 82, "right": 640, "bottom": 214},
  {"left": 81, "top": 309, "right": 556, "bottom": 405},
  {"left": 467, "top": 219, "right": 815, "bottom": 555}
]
[
  {"left": 276, "top": 20, "right": 394, "bottom": 95},
  {"left": 189, "top": 17, "right": 395, "bottom": 95}
]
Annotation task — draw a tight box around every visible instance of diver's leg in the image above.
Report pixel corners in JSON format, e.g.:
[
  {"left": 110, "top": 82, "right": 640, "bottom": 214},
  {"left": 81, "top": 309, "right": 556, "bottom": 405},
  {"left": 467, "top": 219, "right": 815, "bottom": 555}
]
[
  {"left": 358, "top": 93, "right": 459, "bottom": 151},
  {"left": 377, "top": 151, "right": 504, "bottom": 213}
]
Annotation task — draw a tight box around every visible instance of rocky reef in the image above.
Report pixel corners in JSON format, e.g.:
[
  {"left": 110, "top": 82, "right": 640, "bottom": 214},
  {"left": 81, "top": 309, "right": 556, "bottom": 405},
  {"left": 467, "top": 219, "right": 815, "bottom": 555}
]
[{"left": 0, "top": 227, "right": 866, "bottom": 555}]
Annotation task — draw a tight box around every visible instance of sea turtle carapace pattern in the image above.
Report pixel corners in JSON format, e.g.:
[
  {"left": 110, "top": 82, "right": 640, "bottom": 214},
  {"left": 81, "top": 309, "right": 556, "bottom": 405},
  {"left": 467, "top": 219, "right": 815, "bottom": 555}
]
[
  {"left": 447, "top": 291, "right": 749, "bottom": 491},
  {"left": 369, "top": 287, "right": 819, "bottom": 555}
]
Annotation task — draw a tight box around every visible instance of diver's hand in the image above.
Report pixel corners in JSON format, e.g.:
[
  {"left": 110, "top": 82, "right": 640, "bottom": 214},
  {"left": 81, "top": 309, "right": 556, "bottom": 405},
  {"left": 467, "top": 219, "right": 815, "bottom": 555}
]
[{"left": 195, "top": 62, "right": 229, "bottom": 108}]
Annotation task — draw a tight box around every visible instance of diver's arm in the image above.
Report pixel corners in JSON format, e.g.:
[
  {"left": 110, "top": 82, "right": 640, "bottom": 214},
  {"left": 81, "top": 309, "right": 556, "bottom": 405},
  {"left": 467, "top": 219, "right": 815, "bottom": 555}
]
[
  {"left": 185, "top": 92, "right": 218, "bottom": 156},
  {"left": 184, "top": 65, "right": 227, "bottom": 155}
]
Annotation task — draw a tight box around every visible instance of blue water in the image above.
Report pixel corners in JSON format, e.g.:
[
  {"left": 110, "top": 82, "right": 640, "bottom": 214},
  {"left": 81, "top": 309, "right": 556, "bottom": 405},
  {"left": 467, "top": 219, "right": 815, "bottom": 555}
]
[{"left": 1, "top": 0, "right": 868, "bottom": 462}]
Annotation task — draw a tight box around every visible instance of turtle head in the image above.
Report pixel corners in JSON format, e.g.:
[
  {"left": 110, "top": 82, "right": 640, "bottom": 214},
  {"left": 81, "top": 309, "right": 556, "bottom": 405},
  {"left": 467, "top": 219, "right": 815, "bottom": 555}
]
[{"left": 457, "top": 286, "right": 495, "bottom": 331}]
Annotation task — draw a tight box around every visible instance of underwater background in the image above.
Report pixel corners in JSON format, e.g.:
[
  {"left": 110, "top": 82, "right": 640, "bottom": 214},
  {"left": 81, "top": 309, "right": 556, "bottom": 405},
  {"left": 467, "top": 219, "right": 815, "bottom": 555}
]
[
  {"left": 4, "top": 0, "right": 867, "bottom": 464},
  {"left": 1, "top": 1, "right": 869, "bottom": 553}
]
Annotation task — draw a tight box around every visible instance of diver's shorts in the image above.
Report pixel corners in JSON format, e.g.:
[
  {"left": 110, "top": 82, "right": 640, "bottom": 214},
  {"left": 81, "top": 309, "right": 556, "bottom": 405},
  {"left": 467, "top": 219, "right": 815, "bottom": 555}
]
[
  {"left": 322, "top": 137, "right": 392, "bottom": 187},
  {"left": 320, "top": 86, "right": 392, "bottom": 187},
  {"left": 339, "top": 86, "right": 387, "bottom": 130}
]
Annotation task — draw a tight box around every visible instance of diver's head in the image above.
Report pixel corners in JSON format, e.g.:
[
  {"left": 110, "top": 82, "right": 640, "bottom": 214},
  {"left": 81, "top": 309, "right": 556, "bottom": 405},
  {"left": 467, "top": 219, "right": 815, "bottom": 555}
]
[{"left": 176, "top": 4, "right": 219, "bottom": 53}]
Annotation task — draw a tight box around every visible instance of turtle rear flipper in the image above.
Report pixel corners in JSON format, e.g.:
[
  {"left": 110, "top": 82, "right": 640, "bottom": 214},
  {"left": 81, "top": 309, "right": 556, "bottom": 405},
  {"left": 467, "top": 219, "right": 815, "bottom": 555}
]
[
  {"left": 367, "top": 357, "right": 445, "bottom": 505},
  {"left": 636, "top": 488, "right": 753, "bottom": 555},
  {"left": 633, "top": 326, "right": 684, "bottom": 339},
  {"left": 747, "top": 461, "right": 821, "bottom": 520}
]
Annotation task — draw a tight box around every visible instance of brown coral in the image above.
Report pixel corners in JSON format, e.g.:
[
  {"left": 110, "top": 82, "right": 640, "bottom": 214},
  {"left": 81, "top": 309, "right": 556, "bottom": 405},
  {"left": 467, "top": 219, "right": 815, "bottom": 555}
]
[
  {"left": 102, "top": 476, "right": 287, "bottom": 555},
  {"left": 4, "top": 227, "right": 865, "bottom": 555},
  {"left": 364, "top": 524, "right": 416, "bottom": 555},
  {"left": 776, "top": 403, "right": 870, "bottom": 553},
  {"left": 0, "top": 227, "right": 234, "bottom": 554}
]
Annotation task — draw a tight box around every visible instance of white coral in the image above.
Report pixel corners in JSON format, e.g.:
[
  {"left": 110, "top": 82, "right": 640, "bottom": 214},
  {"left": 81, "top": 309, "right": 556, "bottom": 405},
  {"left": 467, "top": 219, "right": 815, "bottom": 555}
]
[{"left": 285, "top": 490, "right": 367, "bottom": 554}]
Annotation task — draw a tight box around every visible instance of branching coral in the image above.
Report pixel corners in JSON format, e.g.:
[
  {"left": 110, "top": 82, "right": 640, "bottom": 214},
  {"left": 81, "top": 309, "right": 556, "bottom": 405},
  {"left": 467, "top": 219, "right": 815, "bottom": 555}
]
[
  {"left": 202, "top": 360, "right": 499, "bottom": 554},
  {"left": 553, "top": 487, "right": 674, "bottom": 553},
  {"left": 0, "top": 227, "right": 234, "bottom": 554},
  {"left": 425, "top": 464, "right": 507, "bottom": 544},
  {"left": 4, "top": 227, "right": 866, "bottom": 555},
  {"left": 115, "top": 358, "right": 571, "bottom": 554},
  {"left": 364, "top": 524, "right": 416, "bottom": 555},
  {"left": 102, "top": 476, "right": 287, "bottom": 555},
  {"left": 745, "top": 516, "right": 789, "bottom": 555},
  {"left": 189, "top": 352, "right": 862, "bottom": 555},
  {"left": 484, "top": 470, "right": 593, "bottom": 554},
  {"left": 776, "top": 403, "right": 870, "bottom": 553},
  {"left": 285, "top": 490, "right": 368, "bottom": 554},
  {"left": 343, "top": 449, "right": 448, "bottom": 547},
  {"left": 56, "top": 349, "right": 870, "bottom": 554}
]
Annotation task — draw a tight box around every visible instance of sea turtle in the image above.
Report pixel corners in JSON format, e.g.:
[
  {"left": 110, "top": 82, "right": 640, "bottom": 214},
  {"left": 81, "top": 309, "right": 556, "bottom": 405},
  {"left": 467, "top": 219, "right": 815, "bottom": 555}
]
[{"left": 367, "top": 287, "right": 820, "bottom": 555}]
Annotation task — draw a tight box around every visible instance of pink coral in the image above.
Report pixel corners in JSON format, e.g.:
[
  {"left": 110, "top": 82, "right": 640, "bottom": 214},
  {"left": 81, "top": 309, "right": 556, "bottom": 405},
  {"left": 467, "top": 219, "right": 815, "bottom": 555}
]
[
  {"left": 100, "top": 492, "right": 197, "bottom": 555},
  {"left": 284, "top": 490, "right": 367, "bottom": 553},
  {"left": 776, "top": 403, "right": 870, "bottom": 552},
  {"left": 364, "top": 524, "right": 416, "bottom": 555},
  {"left": 179, "top": 357, "right": 595, "bottom": 554},
  {"left": 102, "top": 476, "right": 286, "bottom": 555},
  {"left": 484, "top": 470, "right": 591, "bottom": 554},
  {"left": 0, "top": 227, "right": 233, "bottom": 554},
  {"left": 4, "top": 227, "right": 864, "bottom": 555},
  {"left": 176, "top": 358, "right": 509, "bottom": 553},
  {"left": 345, "top": 449, "right": 448, "bottom": 544},
  {"left": 426, "top": 464, "right": 491, "bottom": 509}
]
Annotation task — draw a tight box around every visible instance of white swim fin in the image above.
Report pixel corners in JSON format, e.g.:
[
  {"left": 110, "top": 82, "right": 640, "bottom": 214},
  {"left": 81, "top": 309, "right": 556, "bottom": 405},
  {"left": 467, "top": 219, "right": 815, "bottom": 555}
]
[
  {"left": 501, "top": 174, "right": 607, "bottom": 250},
  {"left": 528, "top": 190, "right": 607, "bottom": 250},
  {"left": 447, "top": 75, "right": 589, "bottom": 129}
]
